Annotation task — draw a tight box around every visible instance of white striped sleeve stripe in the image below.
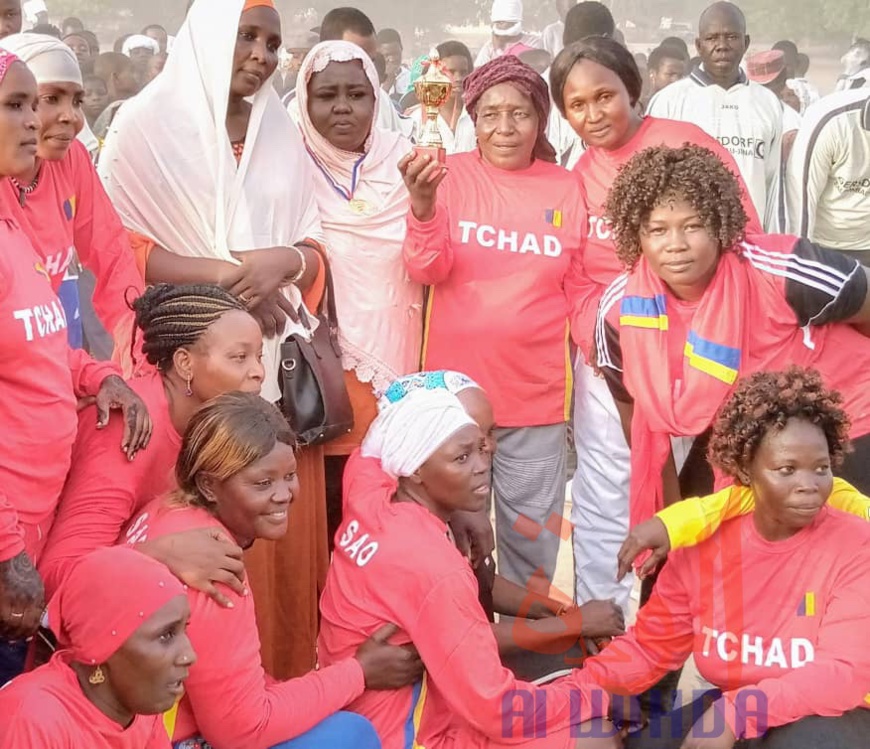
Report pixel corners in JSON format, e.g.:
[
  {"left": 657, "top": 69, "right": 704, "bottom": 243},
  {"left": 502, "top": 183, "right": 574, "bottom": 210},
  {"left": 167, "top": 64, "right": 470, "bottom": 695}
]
[
  {"left": 742, "top": 244, "right": 852, "bottom": 298},
  {"left": 595, "top": 273, "right": 627, "bottom": 371}
]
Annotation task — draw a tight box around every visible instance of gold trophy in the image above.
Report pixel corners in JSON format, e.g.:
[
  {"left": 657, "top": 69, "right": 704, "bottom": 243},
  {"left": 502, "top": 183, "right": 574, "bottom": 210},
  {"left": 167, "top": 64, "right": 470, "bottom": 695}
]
[{"left": 413, "top": 49, "right": 454, "bottom": 164}]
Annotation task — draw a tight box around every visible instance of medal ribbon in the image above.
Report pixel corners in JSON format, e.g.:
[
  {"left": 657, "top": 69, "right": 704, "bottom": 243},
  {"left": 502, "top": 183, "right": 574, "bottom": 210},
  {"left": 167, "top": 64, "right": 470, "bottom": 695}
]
[{"left": 304, "top": 144, "right": 366, "bottom": 202}]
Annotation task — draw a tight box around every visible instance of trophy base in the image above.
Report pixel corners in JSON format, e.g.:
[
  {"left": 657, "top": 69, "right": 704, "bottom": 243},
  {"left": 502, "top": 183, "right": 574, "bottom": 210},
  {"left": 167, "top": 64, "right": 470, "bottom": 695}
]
[{"left": 414, "top": 144, "right": 447, "bottom": 164}]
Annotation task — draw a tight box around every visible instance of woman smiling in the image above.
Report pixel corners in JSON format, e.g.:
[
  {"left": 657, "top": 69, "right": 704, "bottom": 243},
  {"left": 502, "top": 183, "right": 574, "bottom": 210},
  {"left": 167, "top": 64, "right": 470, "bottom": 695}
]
[{"left": 125, "top": 393, "right": 420, "bottom": 749}]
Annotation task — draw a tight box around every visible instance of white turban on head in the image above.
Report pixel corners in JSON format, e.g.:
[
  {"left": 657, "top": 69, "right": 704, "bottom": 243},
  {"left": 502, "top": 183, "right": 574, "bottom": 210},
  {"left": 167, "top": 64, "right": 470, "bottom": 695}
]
[
  {"left": 361, "top": 388, "right": 476, "bottom": 479},
  {"left": 491, "top": 0, "right": 523, "bottom": 35},
  {"left": 122, "top": 35, "right": 160, "bottom": 57},
  {"left": 0, "top": 33, "right": 82, "bottom": 86}
]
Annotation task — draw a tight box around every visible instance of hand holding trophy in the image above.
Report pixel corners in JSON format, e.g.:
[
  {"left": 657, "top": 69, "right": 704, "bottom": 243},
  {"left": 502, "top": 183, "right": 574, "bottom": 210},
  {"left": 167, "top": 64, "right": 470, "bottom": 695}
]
[{"left": 413, "top": 49, "right": 455, "bottom": 164}]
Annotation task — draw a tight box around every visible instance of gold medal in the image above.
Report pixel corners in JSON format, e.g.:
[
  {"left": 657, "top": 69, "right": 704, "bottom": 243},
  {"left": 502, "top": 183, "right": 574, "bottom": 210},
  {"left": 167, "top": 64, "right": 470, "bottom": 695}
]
[{"left": 348, "top": 198, "right": 374, "bottom": 216}]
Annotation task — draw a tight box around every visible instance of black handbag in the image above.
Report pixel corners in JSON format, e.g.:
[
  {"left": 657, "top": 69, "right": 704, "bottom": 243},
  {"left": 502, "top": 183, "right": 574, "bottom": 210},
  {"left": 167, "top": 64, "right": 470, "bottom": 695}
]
[{"left": 278, "top": 261, "right": 354, "bottom": 445}]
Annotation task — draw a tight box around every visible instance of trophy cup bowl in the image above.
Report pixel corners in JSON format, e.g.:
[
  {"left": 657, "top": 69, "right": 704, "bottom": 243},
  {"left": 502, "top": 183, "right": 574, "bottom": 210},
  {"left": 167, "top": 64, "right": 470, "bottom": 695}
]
[{"left": 413, "top": 51, "right": 454, "bottom": 164}]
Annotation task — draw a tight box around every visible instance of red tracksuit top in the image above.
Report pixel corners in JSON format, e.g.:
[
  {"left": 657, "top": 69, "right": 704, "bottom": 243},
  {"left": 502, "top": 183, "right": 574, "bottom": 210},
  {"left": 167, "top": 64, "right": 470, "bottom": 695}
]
[
  {"left": 1, "top": 140, "right": 143, "bottom": 336},
  {"left": 579, "top": 508, "right": 870, "bottom": 739},
  {"left": 318, "top": 452, "right": 610, "bottom": 749},
  {"left": 0, "top": 218, "right": 117, "bottom": 563}
]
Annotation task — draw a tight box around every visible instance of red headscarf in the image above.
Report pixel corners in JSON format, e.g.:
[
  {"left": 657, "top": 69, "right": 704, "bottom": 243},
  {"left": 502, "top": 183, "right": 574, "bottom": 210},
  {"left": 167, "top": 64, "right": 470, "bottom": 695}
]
[
  {"left": 463, "top": 54, "right": 557, "bottom": 163},
  {"left": 48, "top": 546, "right": 186, "bottom": 665}
]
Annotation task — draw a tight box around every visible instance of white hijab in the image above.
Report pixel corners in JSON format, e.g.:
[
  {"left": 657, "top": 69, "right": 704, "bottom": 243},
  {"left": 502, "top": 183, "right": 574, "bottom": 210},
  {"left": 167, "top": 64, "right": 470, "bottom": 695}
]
[
  {"left": 361, "top": 388, "right": 475, "bottom": 479},
  {"left": 99, "top": 0, "right": 322, "bottom": 402}
]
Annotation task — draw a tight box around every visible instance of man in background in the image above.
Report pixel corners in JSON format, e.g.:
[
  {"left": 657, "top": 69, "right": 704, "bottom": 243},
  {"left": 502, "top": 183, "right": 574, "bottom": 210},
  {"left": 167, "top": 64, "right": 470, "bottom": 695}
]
[
  {"left": 275, "top": 28, "right": 318, "bottom": 100},
  {"left": 92, "top": 51, "right": 140, "bottom": 140},
  {"left": 647, "top": 42, "right": 689, "bottom": 98},
  {"left": 836, "top": 38, "right": 870, "bottom": 91},
  {"left": 540, "top": 0, "right": 576, "bottom": 59},
  {"left": 772, "top": 39, "right": 819, "bottom": 113},
  {"left": 647, "top": 1, "right": 784, "bottom": 229},
  {"left": 474, "top": 0, "right": 542, "bottom": 67},
  {"left": 787, "top": 88, "right": 870, "bottom": 265},
  {"left": 377, "top": 27, "right": 410, "bottom": 103},
  {"left": 0, "top": 0, "right": 21, "bottom": 38}
]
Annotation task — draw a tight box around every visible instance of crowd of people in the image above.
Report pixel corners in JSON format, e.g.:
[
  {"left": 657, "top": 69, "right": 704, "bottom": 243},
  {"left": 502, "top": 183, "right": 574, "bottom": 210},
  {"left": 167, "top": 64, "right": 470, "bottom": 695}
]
[{"left": 0, "top": 0, "right": 868, "bottom": 747}]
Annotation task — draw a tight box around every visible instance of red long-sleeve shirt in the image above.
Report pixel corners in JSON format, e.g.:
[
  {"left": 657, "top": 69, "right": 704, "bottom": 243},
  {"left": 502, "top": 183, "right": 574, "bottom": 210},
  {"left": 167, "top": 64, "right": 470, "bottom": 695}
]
[
  {"left": 579, "top": 508, "right": 870, "bottom": 739},
  {"left": 403, "top": 153, "right": 589, "bottom": 428},
  {"left": 318, "top": 452, "right": 609, "bottom": 749},
  {"left": 0, "top": 651, "right": 170, "bottom": 748},
  {"left": 0, "top": 219, "right": 118, "bottom": 563},
  {"left": 1, "top": 140, "right": 143, "bottom": 337},
  {"left": 571, "top": 117, "right": 762, "bottom": 356},
  {"left": 39, "top": 370, "right": 180, "bottom": 597},
  {"left": 124, "top": 499, "right": 367, "bottom": 749}
]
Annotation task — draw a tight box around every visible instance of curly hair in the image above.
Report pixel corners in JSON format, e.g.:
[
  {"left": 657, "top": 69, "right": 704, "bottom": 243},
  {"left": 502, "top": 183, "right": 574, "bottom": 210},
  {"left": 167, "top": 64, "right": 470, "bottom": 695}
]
[
  {"left": 708, "top": 367, "right": 852, "bottom": 483},
  {"left": 604, "top": 144, "right": 749, "bottom": 268},
  {"left": 130, "top": 283, "right": 247, "bottom": 372}
]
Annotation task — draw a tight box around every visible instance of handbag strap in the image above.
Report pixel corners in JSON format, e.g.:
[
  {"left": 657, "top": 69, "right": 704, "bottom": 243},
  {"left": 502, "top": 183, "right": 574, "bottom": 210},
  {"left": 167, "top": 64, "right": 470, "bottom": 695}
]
[{"left": 307, "top": 247, "right": 342, "bottom": 357}]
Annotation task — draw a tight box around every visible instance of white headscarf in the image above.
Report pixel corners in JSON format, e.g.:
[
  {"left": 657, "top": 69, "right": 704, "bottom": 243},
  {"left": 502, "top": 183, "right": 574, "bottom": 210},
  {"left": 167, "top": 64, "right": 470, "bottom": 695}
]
[
  {"left": 0, "top": 33, "right": 81, "bottom": 85},
  {"left": 121, "top": 35, "right": 160, "bottom": 57},
  {"left": 361, "top": 389, "right": 476, "bottom": 479},
  {"left": 100, "top": 0, "right": 323, "bottom": 402},
  {"left": 491, "top": 0, "right": 524, "bottom": 35}
]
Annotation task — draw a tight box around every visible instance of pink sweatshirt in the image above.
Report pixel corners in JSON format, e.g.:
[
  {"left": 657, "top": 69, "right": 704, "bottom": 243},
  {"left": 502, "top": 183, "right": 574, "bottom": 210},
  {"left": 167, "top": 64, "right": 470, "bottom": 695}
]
[
  {"left": 1, "top": 141, "right": 143, "bottom": 337},
  {"left": 319, "top": 452, "right": 609, "bottom": 749},
  {"left": 125, "top": 500, "right": 367, "bottom": 749},
  {"left": 0, "top": 218, "right": 118, "bottom": 563},
  {"left": 403, "top": 153, "right": 589, "bottom": 428},
  {"left": 39, "top": 370, "right": 180, "bottom": 597},
  {"left": 579, "top": 508, "right": 870, "bottom": 739},
  {"left": 0, "top": 651, "right": 170, "bottom": 748}
]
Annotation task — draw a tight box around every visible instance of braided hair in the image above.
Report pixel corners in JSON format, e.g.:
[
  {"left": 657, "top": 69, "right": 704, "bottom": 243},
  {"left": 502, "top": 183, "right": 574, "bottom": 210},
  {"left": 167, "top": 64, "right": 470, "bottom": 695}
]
[{"left": 130, "top": 284, "right": 247, "bottom": 372}]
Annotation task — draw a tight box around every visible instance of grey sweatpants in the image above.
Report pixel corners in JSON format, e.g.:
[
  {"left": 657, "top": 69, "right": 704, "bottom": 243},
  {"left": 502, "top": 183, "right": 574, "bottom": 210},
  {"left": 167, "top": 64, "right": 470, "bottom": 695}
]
[{"left": 492, "top": 422, "right": 568, "bottom": 589}]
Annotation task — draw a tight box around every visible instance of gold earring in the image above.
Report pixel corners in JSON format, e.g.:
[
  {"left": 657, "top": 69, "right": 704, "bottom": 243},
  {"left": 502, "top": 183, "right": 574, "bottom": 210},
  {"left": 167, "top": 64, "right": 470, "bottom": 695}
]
[
  {"left": 185, "top": 376, "right": 193, "bottom": 397},
  {"left": 88, "top": 665, "right": 106, "bottom": 685}
]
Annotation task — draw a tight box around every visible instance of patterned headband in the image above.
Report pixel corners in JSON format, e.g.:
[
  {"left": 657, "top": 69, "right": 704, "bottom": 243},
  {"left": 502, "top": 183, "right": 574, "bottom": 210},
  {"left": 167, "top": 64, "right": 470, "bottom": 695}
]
[{"left": 0, "top": 50, "right": 20, "bottom": 85}]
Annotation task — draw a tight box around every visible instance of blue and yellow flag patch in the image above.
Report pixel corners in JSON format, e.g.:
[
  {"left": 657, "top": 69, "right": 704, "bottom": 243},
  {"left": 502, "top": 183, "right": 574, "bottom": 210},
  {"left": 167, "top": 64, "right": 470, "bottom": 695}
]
[
  {"left": 544, "top": 209, "right": 562, "bottom": 228},
  {"left": 620, "top": 294, "right": 669, "bottom": 330},
  {"left": 797, "top": 592, "right": 816, "bottom": 617},
  {"left": 63, "top": 196, "right": 76, "bottom": 221},
  {"left": 683, "top": 331, "right": 740, "bottom": 384}
]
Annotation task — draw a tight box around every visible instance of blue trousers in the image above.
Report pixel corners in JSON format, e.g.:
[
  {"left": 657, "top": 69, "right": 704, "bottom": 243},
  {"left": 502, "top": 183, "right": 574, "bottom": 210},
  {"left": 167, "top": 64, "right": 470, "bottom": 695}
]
[
  {"left": 0, "top": 639, "right": 27, "bottom": 687},
  {"left": 175, "top": 712, "right": 380, "bottom": 749},
  {"left": 271, "top": 712, "right": 380, "bottom": 748}
]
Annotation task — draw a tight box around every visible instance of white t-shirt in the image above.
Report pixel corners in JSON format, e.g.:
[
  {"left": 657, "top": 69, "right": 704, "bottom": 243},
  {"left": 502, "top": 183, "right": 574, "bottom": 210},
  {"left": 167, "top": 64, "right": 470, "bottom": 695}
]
[
  {"left": 405, "top": 104, "right": 477, "bottom": 155},
  {"left": 541, "top": 21, "right": 564, "bottom": 58},
  {"left": 787, "top": 88, "right": 870, "bottom": 252},
  {"left": 474, "top": 32, "right": 543, "bottom": 67},
  {"left": 646, "top": 66, "right": 784, "bottom": 231}
]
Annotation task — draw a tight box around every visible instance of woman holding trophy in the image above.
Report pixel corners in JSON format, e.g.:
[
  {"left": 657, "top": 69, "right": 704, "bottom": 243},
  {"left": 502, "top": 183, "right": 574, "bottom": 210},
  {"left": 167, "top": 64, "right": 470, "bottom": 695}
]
[{"left": 399, "top": 54, "right": 591, "bottom": 594}]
